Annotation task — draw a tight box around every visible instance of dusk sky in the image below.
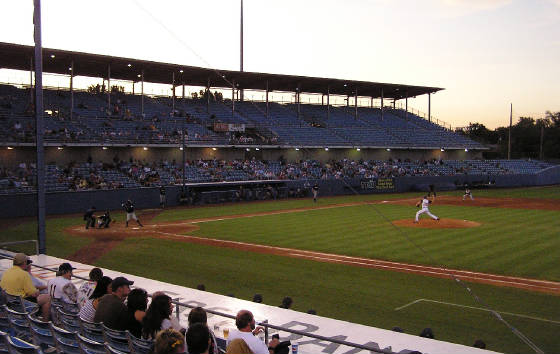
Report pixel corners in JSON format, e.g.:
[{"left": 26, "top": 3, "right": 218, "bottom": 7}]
[{"left": 1, "top": 0, "right": 559, "bottom": 129}]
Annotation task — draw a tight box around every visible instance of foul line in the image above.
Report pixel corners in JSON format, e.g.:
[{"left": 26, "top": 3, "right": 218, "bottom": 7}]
[{"left": 394, "top": 299, "right": 560, "bottom": 325}]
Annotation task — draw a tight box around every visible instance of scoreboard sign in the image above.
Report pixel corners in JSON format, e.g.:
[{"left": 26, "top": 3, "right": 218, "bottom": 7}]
[{"left": 360, "top": 178, "right": 395, "bottom": 192}]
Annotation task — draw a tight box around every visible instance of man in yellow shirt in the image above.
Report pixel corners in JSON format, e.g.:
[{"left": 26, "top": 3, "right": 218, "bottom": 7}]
[{"left": 0, "top": 253, "right": 51, "bottom": 319}]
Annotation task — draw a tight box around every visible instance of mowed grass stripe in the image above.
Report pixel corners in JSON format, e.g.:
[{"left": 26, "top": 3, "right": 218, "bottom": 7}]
[
  {"left": 185, "top": 202, "right": 560, "bottom": 280},
  {"left": 93, "top": 236, "right": 560, "bottom": 354}
]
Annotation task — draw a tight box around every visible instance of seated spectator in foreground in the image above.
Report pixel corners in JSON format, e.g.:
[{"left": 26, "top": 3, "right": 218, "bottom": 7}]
[
  {"left": 142, "top": 294, "right": 183, "bottom": 339},
  {"left": 94, "top": 276, "right": 133, "bottom": 329},
  {"left": 187, "top": 307, "right": 218, "bottom": 354},
  {"left": 419, "top": 327, "right": 434, "bottom": 339},
  {"left": 473, "top": 339, "right": 486, "bottom": 349},
  {"left": 227, "top": 310, "right": 279, "bottom": 354},
  {"left": 0, "top": 253, "right": 51, "bottom": 320},
  {"left": 226, "top": 338, "right": 253, "bottom": 354},
  {"left": 186, "top": 323, "right": 211, "bottom": 354},
  {"left": 47, "top": 263, "right": 78, "bottom": 304},
  {"left": 79, "top": 276, "right": 112, "bottom": 322},
  {"left": 279, "top": 297, "right": 292, "bottom": 309},
  {"left": 77, "top": 267, "right": 103, "bottom": 308},
  {"left": 154, "top": 328, "right": 185, "bottom": 354},
  {"left": 26, "top": 259, "right": 47, "bottom": 294},
  {"left": 125, "top": 288, "right": 148, "bottom": 338}
]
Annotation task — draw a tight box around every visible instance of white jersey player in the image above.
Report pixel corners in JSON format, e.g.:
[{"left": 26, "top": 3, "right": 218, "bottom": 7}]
[
  {"left": 414, "top": 195, "right": 440, "bottom": 223},
  {"left": 463, "top": 188, "right": 474, "bottom": 200}
]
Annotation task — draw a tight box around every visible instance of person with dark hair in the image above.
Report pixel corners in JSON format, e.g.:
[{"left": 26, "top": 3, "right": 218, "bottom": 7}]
[
  {"left": 419, "top": 327, "right": 434, "bottom": 339},
  {"left": 122, "top": 199, "right": 143, "bottom": 227},
  {"left": 159, "top": 185, "right": 167, "bottom": 208},
  {"left": 124, "top": 288, "right": 148, "bottom": 338},
  {"left": 252, "top": 294, "right": 263, "bottom": 303},
  {"left": 154, "top": 328, "right": 185, "bottom": 354},
  {"left": 196, "top": 284, "right": 206, "bottom": 291},
  {"left": 185, "top": 323, "right": 210, "bottom": 354},
  {"left": 142, "top": 294, "right": 182, "bottom": 339},
  {"left": 84, "top": 206, "right": 96, "bottom": 229},
  {"left": 473, "top": 339, "right": 486, "bottom": 349},
  {"left": 47, "top": 263, "right": 78, "bottom": 304},
  {"left": 187, "top": 307, "right": 218, "bottom": 354},
  {"left": 94, "top": 276, "right": 134, "bottom": 330},
  {"left": 228, "top": 310, "right": 279, "bottom": 354},
  {"left": 307, "top": 309, "right": 316, "bottom": 315},
  {"left": 77, "top": 268, "right": 103, "bottom": 308},
  {"left": 279, "top": 297, "right": 292, "bottom": 309},
  {"left": 79, "top": 276, "right": 112, "bottom": 322}
]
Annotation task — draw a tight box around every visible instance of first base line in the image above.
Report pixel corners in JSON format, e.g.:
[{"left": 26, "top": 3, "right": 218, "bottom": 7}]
[{"left": 394, "top": 298, "right": 560, "bottom": 324}]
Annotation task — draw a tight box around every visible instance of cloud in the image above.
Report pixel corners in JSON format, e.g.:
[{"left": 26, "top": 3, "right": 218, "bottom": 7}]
[{"left": 436, "top": 0, "right": 512, "bottom": 16}]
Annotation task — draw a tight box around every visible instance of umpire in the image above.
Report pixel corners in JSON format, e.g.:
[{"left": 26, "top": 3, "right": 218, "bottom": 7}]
[{"left": 83, "top": 206, "right": 96, "bottom": 230}]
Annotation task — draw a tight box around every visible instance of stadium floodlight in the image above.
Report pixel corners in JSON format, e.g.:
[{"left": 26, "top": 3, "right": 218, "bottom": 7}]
[
  {"left": 143, "top": 147, "right": 148, "bottom": 151},
  {"left": 440, "top": 148, "right": 445, "bottom": 151},
  {"left": 295, "top": 148, "right": 299, "bottom": 151},
  {"left": 57, "top": 147, "right": 63, "bottom": 150},
  {"left": 68, "top": 67, "right": 72, "bottom": 71},
  {"left": 212, "top": 147, "right": 217, "bottom": 151},
  {"left": 325, "top": 147, "right": 329, "bottom": 151},
  {"left": 343, "top": 84, "right": 347, "bottom": 87},
  {"left": 356, "top": 148, "right": 361, "bottom": 151},
  {"left": 102, "top": 146, "right": 108, "bottom": 150},
  {"left": 7, "top": 147, "right": 13, "bottom": 150},
  {"left": 246, "top": 148, "right": 250, "bottom": 151},
  {"left": 465, "top": 148, "right": 468, "bottom": 152},
  {"left": 137, "top": 74, "right": 141, "bottom": 78},
  {"left": 255, "top": 148, "right": 260, "bottom": 151},
  {"left": 127, "top": 64, "right": 132, "bottom": 67},
  {"left": 179, "top": 147, "right": 183, "bottom": 150},
  {"left": 386, "top": 148, "right": 391, "bottom": 151},
  {"left": 179, "top": 69, "right": 184, "bottom": 73},
  {"left": 50, "top": 54, "right": 55, "bottom": 58}
]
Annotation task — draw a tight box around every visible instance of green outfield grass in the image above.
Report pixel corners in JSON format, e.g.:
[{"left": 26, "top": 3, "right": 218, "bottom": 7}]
[
  {"left": 93, "top": 236, "right": 560, "bottom": 354},
  {"left": 2, "top": 185, "right": 559, "bottom": 354}
]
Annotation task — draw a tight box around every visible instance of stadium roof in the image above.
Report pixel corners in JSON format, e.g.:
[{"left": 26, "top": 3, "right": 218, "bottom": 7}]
[{"left": 0, "top": 42, "right": 443, "bottom": 99}]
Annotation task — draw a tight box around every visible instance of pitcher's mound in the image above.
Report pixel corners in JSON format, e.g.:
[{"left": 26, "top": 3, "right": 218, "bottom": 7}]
[{"left": 393, "top": 218, "right": 481, "bottom": 229}]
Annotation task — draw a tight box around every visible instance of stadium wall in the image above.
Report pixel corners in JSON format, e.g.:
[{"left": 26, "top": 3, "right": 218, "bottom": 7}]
[{"left": 2, "top": 169, "right": 559, "bottom": 218}]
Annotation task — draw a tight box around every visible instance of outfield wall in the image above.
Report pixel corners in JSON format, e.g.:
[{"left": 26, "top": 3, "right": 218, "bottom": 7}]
[{"left": 1, "top": 169, "right": 559, "bottom": 218}]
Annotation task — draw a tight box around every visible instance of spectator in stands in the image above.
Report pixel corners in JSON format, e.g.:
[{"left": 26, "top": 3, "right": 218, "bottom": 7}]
[
  {"left": 79, "top": 276, "right": 112, "bottom": 322},
  {"left": 26, "top": 259, "right": 47, "bottom": 294},
  {"left": 187, "top": 307, "right": 218, "bottom": 354},
  {"left": 47, "top": 263, "right": 78, "bottom": 304},
  {"left": 0, "top": 253, "right": 51, "bottom": 320},
  {"left": 225, "top": 339, "right": 253, "bottom": 354},
  {"left": 94, "top": 276, "right": 133, "bottom": 329},
  {"left": 227, "top": 310, "right": 279, "bottom": 354},
  {"left": 473, "top": 339, "right": 486, "bottom": 349},
  {"left": 252, "top": 294, "right": 263, "bottom": 303},
  {"left": 196, "top": 284, "right": 206, "bottom": 291},
  {"left": 186, "top": 323, "right": 211, "bottom": 354},
  {"left": 419, "top": 327, "right": 434, "bottom": 339},
  {"left": 142, "top": 294, "right": 183, "bottom": 339},
  {"left": 124, "top": 288, "right": 149, "bottom": 338},
  {"left": 154, "top": 328, "right": 185, "bottom": 354},
  {"left": 279, "top": 297, "right": 292, "bottom": 309},
  {"left": 77, "top": 267, "right": 103, "bottom": 308}
]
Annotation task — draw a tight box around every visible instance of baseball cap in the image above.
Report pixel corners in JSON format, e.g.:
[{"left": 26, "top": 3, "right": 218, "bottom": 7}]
[
  {"left": 111, "top": 276, "right": 134, "bottom": 291},
  {"left": 13, "top": 253, "right": 29, "bottom": 266},
  {"left": 58, "top": 263, "right": 76, "bottom": 273}
]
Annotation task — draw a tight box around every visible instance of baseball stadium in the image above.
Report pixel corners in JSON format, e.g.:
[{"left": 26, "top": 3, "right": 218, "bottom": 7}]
[{"left": 1, "top": 2, "right": 559, "bottom": 354}]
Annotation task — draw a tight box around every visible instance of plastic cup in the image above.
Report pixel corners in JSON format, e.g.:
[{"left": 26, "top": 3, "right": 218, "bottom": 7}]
[
  {"left": 223, "top": 328, "right": 229, "bottom": 339},
  {"left": 291, "top": 343, "right": 299, "bottom": 354}
]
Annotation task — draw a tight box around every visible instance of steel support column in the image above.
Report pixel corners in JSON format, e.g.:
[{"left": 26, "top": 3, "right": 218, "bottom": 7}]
[
  {"left": 69, "top": 61, "right": 74, "bottom": 120},
  {"left": 354, "top": 89, "right": 358, "bottom": 120},
  {"left": 29, "top": 57, "right": 34, "bottom": 105},
  {"left": 405, "top": 93, "right": 408, "bottom": 120},
  {"left": 232, "top": 80, "right": 235, "bottom": 119},
  {"left": 265, "top": 80, "right": 269, "bottom": 119},
  {"left": 206, "top": 78, "right": 210, "bottom": 114},
  {"left": 172, "top": 72, "right": 176, "bottom": 114},
  {"left": 141, "top": 70, "right": 144, "bottom": 116},
  {"left": 380, "top": 88, "right": 384, "bottom": 121},
  {"left": 34, "top": 0, "right": 46, "bottom": 254},
  {"left": 107, "top": 64, "right": 111, "bottom": 111},
  {"left": 428, "top": 93, "right": 431, "bottom": 123},
  {"left": 327, "top": 86, "right": 330, "bottom": 123}
]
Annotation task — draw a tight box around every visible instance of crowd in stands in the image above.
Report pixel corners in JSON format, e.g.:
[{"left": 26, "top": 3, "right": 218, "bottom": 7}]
[
  {"left": 0, "top": 158, "right": 555, "bottom": 194},
  {"left": 1, "top": 253, "right": 488, "bottom": 353}
]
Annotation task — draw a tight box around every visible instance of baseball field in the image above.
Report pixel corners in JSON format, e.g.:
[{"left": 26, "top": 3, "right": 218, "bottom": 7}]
[{"left": 1, "top": 186, "right": 559, "bottom": 354}]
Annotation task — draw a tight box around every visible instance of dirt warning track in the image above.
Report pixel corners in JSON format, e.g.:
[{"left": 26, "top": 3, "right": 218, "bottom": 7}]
[{"left": 64, "top": 197, "right": 560, "bottom": 295}]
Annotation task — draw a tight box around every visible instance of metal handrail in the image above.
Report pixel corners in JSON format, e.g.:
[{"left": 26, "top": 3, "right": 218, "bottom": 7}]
[{"left": 0, "top": 253, "right": 395, "bottom": 354}]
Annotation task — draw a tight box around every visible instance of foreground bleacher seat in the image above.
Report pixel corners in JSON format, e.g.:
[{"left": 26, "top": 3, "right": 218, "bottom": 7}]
[
  {"left": 78, "top": 320, "right": 103, "bottom": 344},
  {"left": 101, "top": 326, "right": 128, "bottom": 353},
  {"left": 76, "top": 334, "right": 105, "bottom": 354},
  {"left": 27, "top": 315, "right": 54, "bottom": 348},
  {"left": 5, "top": 334, "right": 41, "bottom": 354},
  {"left": 56, "top": 309, "right": 80, "bottom": 334},
  {"left": 49, "top": 324, "right": 79, "bottom": 354},
  {"left": 5, "top": 308, "right": 32, "bottom": 343},
  {"left": 103, "top": 344, "right": 127, "bottom": 354},
  {"left": 3, "top": 295, "right": 36, "bottom": 315},
  {"left": 125, "top": 333, "right": 152, "bottom": 354}
]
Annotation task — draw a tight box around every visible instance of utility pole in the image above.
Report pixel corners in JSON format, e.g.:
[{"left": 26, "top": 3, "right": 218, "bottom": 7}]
[{"left": 508, "top": 103, "right": 512, "bottom": 160}]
